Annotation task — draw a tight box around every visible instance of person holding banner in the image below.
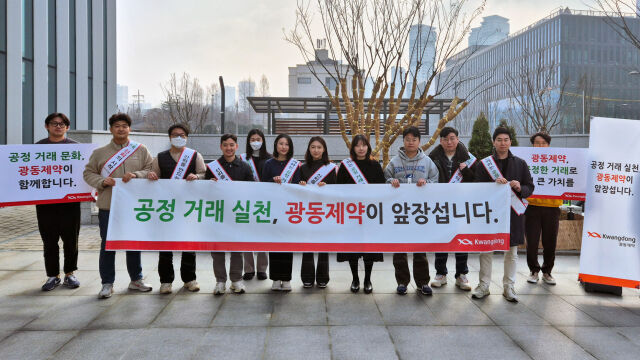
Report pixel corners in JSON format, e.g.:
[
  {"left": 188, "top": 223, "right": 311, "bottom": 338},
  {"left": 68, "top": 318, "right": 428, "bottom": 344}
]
[
  {"left": 83, "top": 113, "right": 154, "bottom": 299},
  {"left": 525, "top": 132, "right": 560, "bottom": 285},
  {"left": 241, "top": 129, "right": 271, "bottom": 281},
  {"left": 385, "top": 126, "right": 439, "bottom": 296},
  {"left": 299, "top": 136, "right": 336, "bottom": 289},
  {"left": 471, "top": 127, "right": 534, "bottom": 302},
  {"left": 205, "top": 134, "right": 255, "bottom": 295},
  {"left": 336, "top": 134, "right": 385, "bottom": 294},
  {"left": 262, "top": 134, "right": 301, "bottom": 292},
  {"left": 36, "top": 112, "right": 81, "bottom": 291},
  {"left": 147, "top": 123, "right": 206, "bottom": 294},
  {"left": 428, "top": 126, "right": 475, "bottom": 291}
]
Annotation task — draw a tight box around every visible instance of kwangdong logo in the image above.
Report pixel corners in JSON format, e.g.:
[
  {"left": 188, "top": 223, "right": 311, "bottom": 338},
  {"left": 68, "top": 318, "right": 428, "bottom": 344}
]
[
  {"left": 587, "top": 232, "right": 601, "bottom": 238},
  {"left": 588, "top": 231, "right": 636, "bottom": 243},
  {"left": 458, "top": 239, "right": 473, "bottom": 245},
  {"left": 457, "top": 238, "right": 505, "bottom": 246}
]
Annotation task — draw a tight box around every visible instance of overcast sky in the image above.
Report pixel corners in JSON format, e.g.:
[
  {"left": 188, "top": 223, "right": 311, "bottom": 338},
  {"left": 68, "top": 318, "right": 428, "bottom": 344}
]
[{"left": 117, "top": 0, "right": 588, "bottom": 106}]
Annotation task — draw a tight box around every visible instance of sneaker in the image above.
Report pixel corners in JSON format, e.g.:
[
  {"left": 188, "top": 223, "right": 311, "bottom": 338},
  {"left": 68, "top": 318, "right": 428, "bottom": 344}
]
[
  {"left": 303, "top": 282, "right": 313, "bottom": 288},
  {"left": 271, "top": 280, "right": 282, "bottom": 291},
  {"left": 214, "top": 282, "right": 226, "bottom": 295},
  {"left": 257, "top": 272, "right": 268, "bottom": 280},
  {"left": 527, "top": 272, "right": 539, "bottom": 284},
  {"left": 281, "top": 281, "right": 292, "bottom": 292},
  {"left": 316, "top": 282, "right": 327, "bottom": 289},
  {"left": 63, "top": 274, "right": 80, "bottom": 289},
  {"left": 430, "top": 274, "right": 447, "bottom": 288},
  {"left": 420, "top": 284, "right": 433, "bottom": 295},
  {"left": 159, "top": 283, "right": 172, "bottom": 294},
  {"left": 243, "top": 272, "right": 255, "bottom": 281},
  {"left": 98, "top": 283, "right": 114, "bottom": 299},
  {"left": 396, "top": 284, "right": 408, "bottom": 295},
  {"left": 503, "top": 285, "right": 518, "bottom": 302},
  {"left": 230, "top": 281, "right": 246, "bottom": 294},
  {"left": 455, "top": 274, "right": 471, "bottom": 291},
  {"left": 471, "top": 283, "right": 490, "bottom": 299},
  {"left": 41, "top": 277, "right": 61, "bottom": 291},
  {"left": 542, "top": 273, "right": 556, "bottom": 285},
  {"left": 128, "top": 279, "right": 152, "bottom": 292},
  {"left": 183, "top": 280, "right": 200, "bottom": 292}
]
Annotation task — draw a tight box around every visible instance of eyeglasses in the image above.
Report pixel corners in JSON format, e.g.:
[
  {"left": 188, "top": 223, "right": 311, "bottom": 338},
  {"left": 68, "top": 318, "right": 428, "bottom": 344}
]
[{"left": 49, "top": 122, "right": 67, "bottom": 128}]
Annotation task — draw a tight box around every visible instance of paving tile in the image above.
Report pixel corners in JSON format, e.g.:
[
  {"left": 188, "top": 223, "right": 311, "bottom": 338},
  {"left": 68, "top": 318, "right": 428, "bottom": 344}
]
[
  {"left": 194, "top": 326, "right": 267, "bottom": 358},
  {"left": 517, "top": 294, "right": 602, "bottom": 327},
  {"left": 374, "top": 293, "right": 438, "bottom": 325},
  {"left": 211, "top": 294, "right": 274, "bottom": 326},
  {"left": 326, "top": 294, "right": 383, "bottom": 325},
  {"left": 151, "top": 293, "right": 223, "bottom": 328},
  {"left": 502, "top": 325, "right": 596, "bottom": 360},
  {"left": 329, "top": 325, "right": 398, "bottom": 360},
  {"left": 24, "top": 295, "right": 112, "bottom": 330},
  {"left": 87, "top": 295, "right": 171, "bottom": 329},
  {"left": 53, "top": 329, "right": 138, "bottom": 360},
  {"left": 561, "top": 295, "right": 640, "bottom": 327},
  {"left": 0, "top": 330, "right": 77, "bottom": 360},
  {"left": 422, "top": 293, "right": 494, "bottom": 325},
  {"left": 265, "top": 326, "right": 330, "bottom": 360},
  {"left": 558, "top": 326, "right": 640, "bottom": 360},
  {"left": 270, "top": 293, "right": 326, "bottom": 326},
  {"left": 613, "top": 327, "right": 640, "bottom": 348},
  {"left": 121, "top": 328, "right": 207, "bottom": 360},
  {"left": 471, "top": 294, "right": 549, "bottom": 326}
]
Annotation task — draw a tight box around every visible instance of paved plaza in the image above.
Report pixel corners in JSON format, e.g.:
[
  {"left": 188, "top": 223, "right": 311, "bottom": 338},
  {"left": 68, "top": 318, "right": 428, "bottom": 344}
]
[{"left": 1, "top": 206, "right": 640, "bottom": 360}]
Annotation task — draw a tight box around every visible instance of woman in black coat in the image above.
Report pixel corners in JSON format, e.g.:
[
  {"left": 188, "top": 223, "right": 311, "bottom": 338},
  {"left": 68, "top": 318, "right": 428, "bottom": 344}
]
[{"left": 336, "top": 134, "right": 385, "bottom": 294}]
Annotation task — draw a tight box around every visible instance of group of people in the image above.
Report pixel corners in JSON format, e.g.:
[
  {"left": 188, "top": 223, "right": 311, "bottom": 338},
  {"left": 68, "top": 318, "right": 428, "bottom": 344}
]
[{"left": 35, "top": 112, "right": 563, "bottom": 303}]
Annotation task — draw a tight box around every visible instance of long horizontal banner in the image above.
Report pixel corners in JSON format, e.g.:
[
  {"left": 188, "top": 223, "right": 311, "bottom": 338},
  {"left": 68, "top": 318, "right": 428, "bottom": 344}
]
[
  {"left": 106, "top": 180, "right": 511, "bottom": 252},
  {"left": 0, "top": 143, "right": 98, "bottom": 206},
  {"left": 511, "top": 146, "right": 587, "bottom": 201}
]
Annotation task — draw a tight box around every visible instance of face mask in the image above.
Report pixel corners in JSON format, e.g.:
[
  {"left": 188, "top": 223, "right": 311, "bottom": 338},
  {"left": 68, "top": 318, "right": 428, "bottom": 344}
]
[
  {"left": 170, "top": 137, "right": 187, "bottom": 148},
  {"left": 250, "top": 141, "right": 263, "bottom": 151}
]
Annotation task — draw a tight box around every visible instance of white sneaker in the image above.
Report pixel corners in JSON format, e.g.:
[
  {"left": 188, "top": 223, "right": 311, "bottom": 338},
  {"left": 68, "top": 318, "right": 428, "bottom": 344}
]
[
  {"left": 431, "top": 274, "right": 447, "bottom": 288},
  {"left": 503, "top": 285, "right": 518, "bottom": 302},
  {"left": 527, "top": 272, "right": 539, "bottom": 284},
  {"left": 159, "top": 283, "right": 172, "bottom": 294},
  {"left": 281, "top": 281, "right": 292, "bottom": 292},
  {"left": 230, "top": 281, "right": 246, "bottom": 294},
  {"left": 183, "top": 280, "right": 200, "bottom": 292},
  {"left": 471, "top": 283, "right": 490, "bottom": 299},
  {"left": 98, "top": 283, "right": 113, "bottom": 299},
  {"left": 128, "top": 279, "right": 152, "bottom": 292},
  {"left": 542, "top": 273, "right": 556, "bottom": 285},
  {"left": 271, "top": 280, "right": 281, "bottom": 291},
  {"left": 214, "top": 282, "right": 226, "bottom": 295},
  {"left": 455, "top": 274, "right": 472, "bottom": 291}
]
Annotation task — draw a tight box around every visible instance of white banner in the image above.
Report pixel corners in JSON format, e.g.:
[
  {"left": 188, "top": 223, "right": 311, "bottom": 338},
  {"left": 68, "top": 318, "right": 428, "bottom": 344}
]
[
  {"left": 106, "top": 180, "right": 511, "bottom": 253},
  {"left": 0, "top": 144, "right": 98, "bottom": 206},
  {"left": 579, "top": 117, "right": 640, "bottom": 289},
  {"left": 511, "top": 147, "right": 587, "bottom": 201}
]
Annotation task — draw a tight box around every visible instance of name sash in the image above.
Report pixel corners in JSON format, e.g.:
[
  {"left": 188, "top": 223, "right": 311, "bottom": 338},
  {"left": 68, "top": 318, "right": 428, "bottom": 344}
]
[
  {"left": 481, "top": 156, "right": 528, "bottom": 215},
  {"left": 207, "top": 160, "right": 233, "bottom": 182},
  {"left": 341, "top": 159, "right": 368, "bottom": 184},
  {"left": 307, "top": 163, "right": 337, "bottom": 184},
  {"left": 449, "top": 153, "right": 476, "bottom": 183},
  {"left": 240, "top": 153, "right": 260, "bottom": 182},
  {"left": 100, "top": 141, "right": 142, "bottom": 178},
  {"left": 280, "top": 158, "right": 300, "bottom": 183},
  {"left": 170, "top": 147, "right": 196, "bottom": 179}
]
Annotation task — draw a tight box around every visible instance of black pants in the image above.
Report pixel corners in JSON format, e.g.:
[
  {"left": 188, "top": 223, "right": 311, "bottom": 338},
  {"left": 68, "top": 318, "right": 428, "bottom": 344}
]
[
  {"left": 525, "top": 206, "right": 560, "bottom": 275},
  {"left": 393, "top": 253, "right": 429, "bottom": 287},
  {"left": 301, "top": 253, "right": 329, "bottom": 284},
  {"left": 36, "top": 203, "right": 80, "bottom": 277},
  {"left": 434, "top": 253, "right": 469, "bottom": 278},
  {"left": 269, "top": 252, "right": 293, "bottom": 281},
  {"left": 158, "top": 252, "right": 197, "bottom": 284}
]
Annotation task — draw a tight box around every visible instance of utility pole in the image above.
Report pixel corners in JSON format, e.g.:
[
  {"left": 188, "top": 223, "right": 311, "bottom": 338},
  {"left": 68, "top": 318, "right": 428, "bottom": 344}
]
[{"left": 219, "top": 76, "right": 225, "bottom": 133}]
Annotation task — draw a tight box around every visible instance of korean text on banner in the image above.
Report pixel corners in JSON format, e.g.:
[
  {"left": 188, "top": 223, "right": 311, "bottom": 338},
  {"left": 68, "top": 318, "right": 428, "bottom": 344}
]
[
  {"left": 106, "top": 180, "right": 511, "bottom": 253},
  {"left": 0, "top": 144, "right": 98, "bottom": 206}
]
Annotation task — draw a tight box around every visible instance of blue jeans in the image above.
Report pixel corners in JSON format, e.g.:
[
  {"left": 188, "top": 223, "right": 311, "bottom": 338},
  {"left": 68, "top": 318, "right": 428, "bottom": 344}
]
[{"left": 99, "top": 210, "right": 143, "bottom": 284}]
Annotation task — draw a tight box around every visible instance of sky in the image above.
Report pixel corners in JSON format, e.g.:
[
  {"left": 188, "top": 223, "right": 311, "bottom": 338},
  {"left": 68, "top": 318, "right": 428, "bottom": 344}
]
[{"left": 117, "top": 0, "right": 589, "bottom": 106}]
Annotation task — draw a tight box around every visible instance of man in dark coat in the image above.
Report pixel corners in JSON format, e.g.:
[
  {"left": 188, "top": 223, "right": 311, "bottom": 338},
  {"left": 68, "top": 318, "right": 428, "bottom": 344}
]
[{"left": 471, "top": 127, "right": 534, "bottom": 302}]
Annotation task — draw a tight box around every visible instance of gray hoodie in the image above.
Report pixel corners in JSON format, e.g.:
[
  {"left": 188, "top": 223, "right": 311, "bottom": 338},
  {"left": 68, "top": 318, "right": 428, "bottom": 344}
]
[{"left": 384, "top": 147, "right": 439, "bottom": 184}]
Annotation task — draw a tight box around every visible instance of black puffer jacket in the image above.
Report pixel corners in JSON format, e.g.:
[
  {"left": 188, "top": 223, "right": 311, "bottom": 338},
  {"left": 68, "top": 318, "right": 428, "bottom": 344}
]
[{"left": 428, "top": 143, "right": 475, "bottom": 183}]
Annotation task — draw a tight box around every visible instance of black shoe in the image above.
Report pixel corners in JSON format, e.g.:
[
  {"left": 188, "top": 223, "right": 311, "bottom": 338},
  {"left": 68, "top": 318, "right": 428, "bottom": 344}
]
[
  {"left": 363, "top": 280, "right": 372, "bottom": 294},
  {"left": 303, "top": 282, "right": 313, "bottom": 288},
  {"left": 350, "top": 279, "right": 360, "bottom": 293},
  {"left": 317, "top": 282, "right": 327, "bottom": 289},
  {"left": 242, "top": 272, "right": 255, "bottom": 281},
  {"left": 420, "top": 284, "right": 433, "bottom": 296},
  {"left": 396, "top": 284, "right": 408, "bottom": 295},
  {"left": 257, "top": 272, "right": 268, "bottom": 280}
]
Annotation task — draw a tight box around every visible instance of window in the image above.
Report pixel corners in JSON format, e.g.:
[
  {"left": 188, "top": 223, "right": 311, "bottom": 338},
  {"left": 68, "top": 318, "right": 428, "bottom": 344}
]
[
  {"left": 22, "top": 0, "right": 34, "bottom": 143},
  {"left": 69, "top": 0, "right": 76, "bottom": 129},
  {"left": 325, "top": 77, "right": 337, "bottom": 91},
  {"left": 47, "top": 0, "right": 56, "bottom": 114},
  {"left": 297, "top": 77, "right": 312, "bottom": 84}
]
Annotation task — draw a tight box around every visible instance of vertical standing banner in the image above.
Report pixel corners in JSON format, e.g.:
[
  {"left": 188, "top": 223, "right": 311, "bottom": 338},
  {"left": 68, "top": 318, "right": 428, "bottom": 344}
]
[
  {"left": 510, "top": 147, "right": 587, "bottom": 201},
  {"left": 579, "top": 117, "right": 640, "bottom": 288},
  {"left": 0, "top": 144, "right": 98, "bottom": 206}
]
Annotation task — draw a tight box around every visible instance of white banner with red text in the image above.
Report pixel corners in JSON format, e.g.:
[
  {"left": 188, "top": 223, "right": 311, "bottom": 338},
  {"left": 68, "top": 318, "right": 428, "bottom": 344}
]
[
  {"left": 106, "top": 180, "right": 511, "bottom": 252},
  {"left": 0, "top": 144, "right": 98, "bottom": 206},
  {"left": 579, "top": 117, "right": 640, "bottom": 289}
]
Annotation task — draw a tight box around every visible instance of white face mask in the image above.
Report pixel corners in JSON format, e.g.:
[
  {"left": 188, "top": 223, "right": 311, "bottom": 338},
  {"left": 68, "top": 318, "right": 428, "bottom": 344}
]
[
  {"left": 170, "top": 137, "right": 187, "bottom": 148},
  {"left": 250, "top": 141, "right": 263, "bottom": 151}
]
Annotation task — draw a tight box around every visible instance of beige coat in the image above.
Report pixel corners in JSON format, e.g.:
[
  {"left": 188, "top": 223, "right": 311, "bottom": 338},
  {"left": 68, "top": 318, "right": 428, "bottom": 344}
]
[{"left": 83, "top": 139, "right": 153, "bottom": 210}]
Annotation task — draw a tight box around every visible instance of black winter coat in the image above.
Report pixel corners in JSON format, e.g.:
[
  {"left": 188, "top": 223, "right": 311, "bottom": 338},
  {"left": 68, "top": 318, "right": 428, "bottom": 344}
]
[{"left": 428, "top": 144, "right": 475, "bottom": 183}]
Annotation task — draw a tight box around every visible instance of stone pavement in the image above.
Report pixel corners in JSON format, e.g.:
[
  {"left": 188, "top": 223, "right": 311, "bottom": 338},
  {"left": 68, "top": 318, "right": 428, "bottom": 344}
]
[{"left": 1, "top": 207, "right": 640, "bottom": 359}]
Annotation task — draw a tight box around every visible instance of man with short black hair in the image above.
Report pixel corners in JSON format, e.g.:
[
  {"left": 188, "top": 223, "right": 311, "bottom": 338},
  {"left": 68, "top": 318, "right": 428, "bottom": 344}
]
[
  {"left": 428, "top": 126, "right": 475, "bottom": 291},
  {"left": 205, "top": 133, "right": 254, "bottom": 295},
  {"left": 471, "top": 127, "right": 534, "bottom": 302}
]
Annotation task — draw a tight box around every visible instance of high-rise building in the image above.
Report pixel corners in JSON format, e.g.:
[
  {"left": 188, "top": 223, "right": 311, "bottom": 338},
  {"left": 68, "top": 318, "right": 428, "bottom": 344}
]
[
  {"left": 237, "top": 79, "right": 256, "bottom": 112},
  {"left": 116, "top": 84, "right": 128, "bottom": 112},
  {"left": 1, "top": 0, "right": 117, "bottom": 144},
  {"left": 468, "top": 15, "right": 510, "bottom": 47},
  {"left": 408, "top": 24, "right": 436, "bottom": 92},
  {"left": 223, "top": 86, "right": 236, "bottom": 109}
]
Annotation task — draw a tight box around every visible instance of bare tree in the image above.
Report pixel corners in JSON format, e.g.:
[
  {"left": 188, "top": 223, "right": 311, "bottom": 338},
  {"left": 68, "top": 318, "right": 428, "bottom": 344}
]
[
  {"left": 285, "top": 0, "right": 487, "bottom": 167},
  {"left": 593, "top": 1, "right": 640, "bottom": 53},
  {"left": 504, "top": 53, "right": 569, "bottom": 134},
  {"left": 258, "top": 75, "right": 270, "bottom": 127},
  {"left": 160, "top": 73, "right": 210, "bottom": 133},
  {"left": 206, "top": 83, "right": 221, "bottom": 133}
]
